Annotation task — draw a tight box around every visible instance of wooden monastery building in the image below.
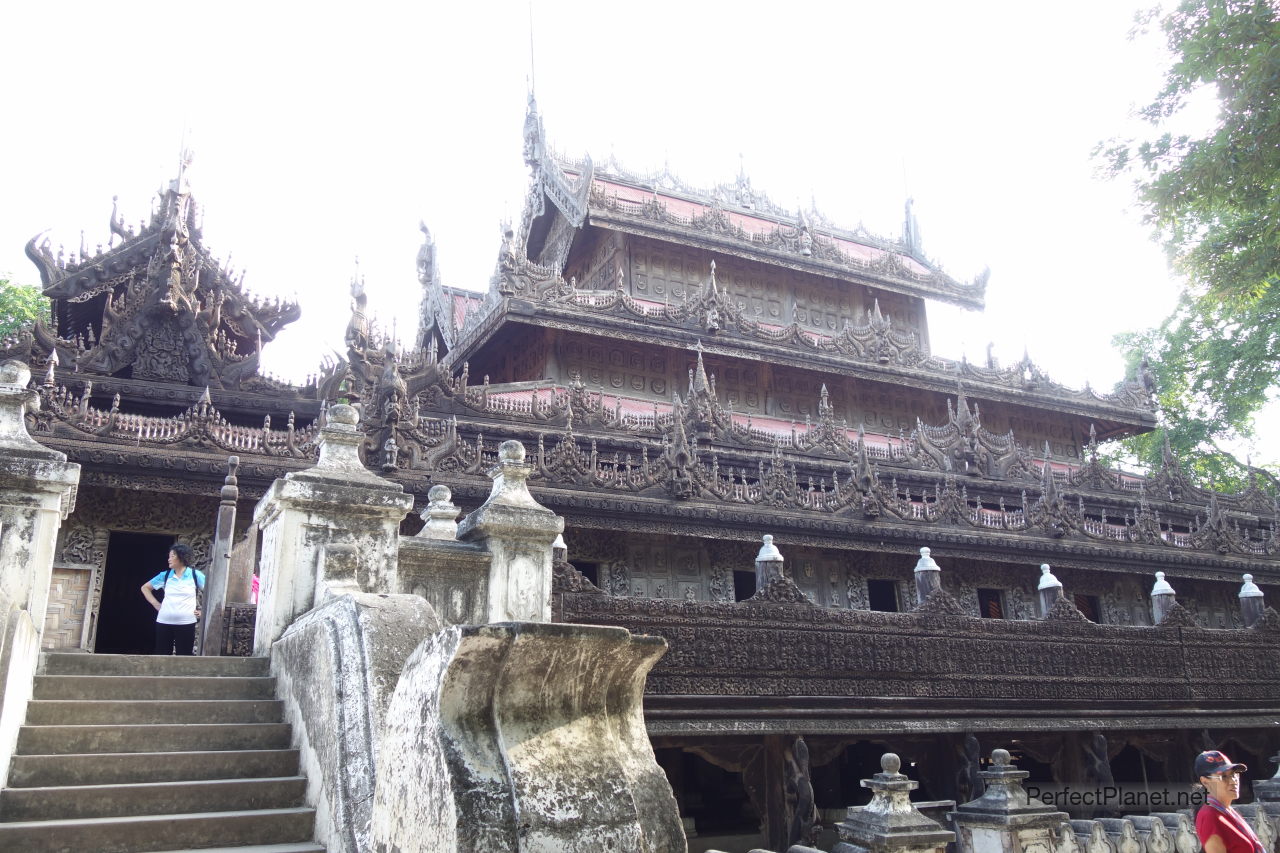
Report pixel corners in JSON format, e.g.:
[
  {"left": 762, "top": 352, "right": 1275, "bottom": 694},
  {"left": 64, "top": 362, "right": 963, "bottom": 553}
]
[{"left": 4, "top": 103, "right": 1279, "bottom": 852}]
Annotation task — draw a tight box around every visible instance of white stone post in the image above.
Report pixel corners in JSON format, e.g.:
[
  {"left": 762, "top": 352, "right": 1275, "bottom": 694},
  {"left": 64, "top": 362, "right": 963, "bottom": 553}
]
[
  {"left": 1239, "top": 574, "right": 1265, "bottom": 628},
  {"left": 0, "top": 359, "right": 80, "bottom": 789},
  {"left": 833, "top": 752, "right": 956, "bottom": 853},
  {"left": 755, "top": 534, "right": 785, "bottom": 588},
  {"left": 1037, "top": 564, "right": 1064, "bottom": 618},
  {"left": 0, "top": 360, "right": 80, "bottom": 638},
  {"left": 416, "top": 484, "right": 461, "bottom": 540},
  {"left": 950, "top": 748, "right": 1068, "bottom": 853},
  {"left": 457, "top": 440, "right": 564, "bottom": 623},
  {"left": 252, "top": 403, "right": 413, "bottom": 654},
  {"left": 915, "top": 547, "right": 942, "bottom": 605},
  {"left": 1149, "top": 572, "right": 1176, "bottom": 625}
]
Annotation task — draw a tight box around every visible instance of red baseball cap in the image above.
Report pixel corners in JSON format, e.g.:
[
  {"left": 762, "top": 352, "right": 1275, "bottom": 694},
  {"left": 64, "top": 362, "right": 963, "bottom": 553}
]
[{"left": 1195, "top": 750, "right": 1248, "bottom": 778}]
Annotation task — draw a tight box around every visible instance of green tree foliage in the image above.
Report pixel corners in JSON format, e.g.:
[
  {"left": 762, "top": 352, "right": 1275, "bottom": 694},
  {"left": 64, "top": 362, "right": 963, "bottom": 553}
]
[
  {"left": 0, "top": 277, "right": 44, "bottom": 339},
  {"left": 1102, "top": 0, "right": 1280, "bottom": 492}
]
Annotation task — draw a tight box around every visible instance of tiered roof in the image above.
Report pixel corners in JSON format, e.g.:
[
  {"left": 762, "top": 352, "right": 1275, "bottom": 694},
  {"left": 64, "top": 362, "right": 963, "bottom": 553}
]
[{"left": 16, "top": 158, "right": 300, "bottom": 391}]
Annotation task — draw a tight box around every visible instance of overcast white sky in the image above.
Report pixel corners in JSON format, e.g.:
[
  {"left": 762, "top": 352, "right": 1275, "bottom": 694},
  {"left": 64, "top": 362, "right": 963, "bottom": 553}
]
[{"left": 6, "top": 1, "right": 1267, "bottom": 459}]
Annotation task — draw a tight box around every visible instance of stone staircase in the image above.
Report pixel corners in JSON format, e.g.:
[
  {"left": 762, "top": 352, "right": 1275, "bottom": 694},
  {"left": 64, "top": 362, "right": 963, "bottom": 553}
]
[{"left": 0, "top": 652, "right": 322, "bottom": 853}]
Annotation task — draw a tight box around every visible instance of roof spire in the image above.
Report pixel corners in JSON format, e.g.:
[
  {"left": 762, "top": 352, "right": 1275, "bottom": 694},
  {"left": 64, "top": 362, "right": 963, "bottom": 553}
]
[
  {"left": 527, "top": 0, "right": 537, "bottom": 98},
  {"left": 903, "top": 197, "right": 922, "bottom": 255}
]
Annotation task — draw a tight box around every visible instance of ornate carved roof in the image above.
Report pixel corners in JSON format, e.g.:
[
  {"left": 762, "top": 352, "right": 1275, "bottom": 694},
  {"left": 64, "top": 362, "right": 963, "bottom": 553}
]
[
  {"left": 515, "top": 97, "right": 986, "bottom": 310},
  {"left": 20, "top": 158, "right": 300, "bottom": 389},
  {"left": 443, "top": 254, "right": 1156, "bottom": 432}
]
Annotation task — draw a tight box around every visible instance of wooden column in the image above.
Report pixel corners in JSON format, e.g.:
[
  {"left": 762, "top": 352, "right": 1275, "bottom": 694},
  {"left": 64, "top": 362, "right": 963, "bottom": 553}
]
[{"left": 200, "top": 456, "right": 238, "bottom": 655}]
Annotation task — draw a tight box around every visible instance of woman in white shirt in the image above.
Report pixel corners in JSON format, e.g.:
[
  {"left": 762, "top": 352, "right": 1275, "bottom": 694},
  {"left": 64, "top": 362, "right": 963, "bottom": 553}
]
[{"left": 140, "top": 543, "right": 206, "bottom": 655}]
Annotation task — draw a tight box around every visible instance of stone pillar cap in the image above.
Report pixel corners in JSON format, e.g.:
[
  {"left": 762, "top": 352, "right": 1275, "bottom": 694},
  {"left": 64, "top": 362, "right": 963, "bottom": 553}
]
[
  {"left": 1240, "top": 574, "right": 1263, "bottom": 598},
  {"left": 915, "top": 546, "right": 940, "bottom": 573},
  {"left": 1037, "top": 564, "right": 1062, "bottom": 591},
  {"left": 755, "top": 534, "right": 783, "bottom": 563},
  {"left": 1151, "top": 571, "right": 1175, "bottom": 596}
]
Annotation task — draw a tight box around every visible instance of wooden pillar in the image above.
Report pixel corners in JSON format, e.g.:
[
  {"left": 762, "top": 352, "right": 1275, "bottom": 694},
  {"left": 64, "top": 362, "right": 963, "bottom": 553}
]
[
  {"left": 762, "top": 734, "right": 789, "bottom": 852},
  {"left": 199, "top": 456, "right": 238, "bottom": 655}
]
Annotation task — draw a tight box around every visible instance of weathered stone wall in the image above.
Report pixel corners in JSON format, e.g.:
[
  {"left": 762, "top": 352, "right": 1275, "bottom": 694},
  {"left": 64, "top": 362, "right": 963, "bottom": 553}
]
[
  {"left": 396, "top": 537, "right": 489, "bottom": 625},
  {"left": 0, "top": 360, "right": 80, "bottom": 787},
  {"left": 371, "top": 621, "right": 686, "bottom": 853},
  {"left": 0, "top": 607, "right": 39, "bottom": 789},
  {"left": 270, "top": 591, "right": 439, "bottom": 853}
]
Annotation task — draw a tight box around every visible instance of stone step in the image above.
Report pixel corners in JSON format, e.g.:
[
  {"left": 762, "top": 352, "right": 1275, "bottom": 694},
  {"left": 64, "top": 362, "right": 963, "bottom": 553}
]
[
  {"left": 0, "top": 776, "right": 307, "bottom": 821},
  {"left": 0, "top": 807, "right": 315, "bottom": 853},
  {"left": 33, "top": 675, "right": 277, "bottom": 701},
  {"left": 6, "top": 749, "right": 301, "bottom": 788},
  {"left": 149, "top": 840, "right": 325, "bottom": 845},
  {"left": 17, "top": 723, "right": 292, "bottom": 755},
  {"left": 40, "top": 653, "right": 269, "bottom": 678},
  {"left": 25, "top": 699, "right": 285, "bottom": 726}
]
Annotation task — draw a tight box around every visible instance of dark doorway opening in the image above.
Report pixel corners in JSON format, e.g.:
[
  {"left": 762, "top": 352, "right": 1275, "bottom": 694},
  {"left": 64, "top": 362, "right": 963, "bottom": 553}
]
[
  {"left": 867, "top": 579, "right": 899, "bottom": 612},
  {"left": 95, "top": 532, "right": 174, "bottom": 654},
  {"left": 678, "top": 750, "right": 758, "bottom": 837},
  {"left": 733, "top": 570, "right": 757, "bottom": 601},
  {"left": 571, "top": 561, "right": 600, "bottom": 587},
  {"left": 1074, "top": 594, "right": 1101, "bottom": 622}
]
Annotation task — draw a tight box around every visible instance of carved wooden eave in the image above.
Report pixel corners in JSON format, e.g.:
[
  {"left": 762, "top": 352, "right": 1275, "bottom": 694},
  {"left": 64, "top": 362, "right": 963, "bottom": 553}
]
[
  {"left": 333, "top": 373, "right": 1278, "bottom": 582},
  {"left": 23, "top": 177, "right": 301, "bottom": 390},
  {"left": 23, "top": 369, "right": 324, "bottom": 500},
  {"left": 442, "top": 294, "right": 1157, "bottom": 438}
]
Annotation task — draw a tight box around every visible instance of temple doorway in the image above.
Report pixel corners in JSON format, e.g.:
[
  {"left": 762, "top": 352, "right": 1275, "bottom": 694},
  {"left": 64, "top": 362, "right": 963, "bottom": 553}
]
[{"left": 95, "top": 531, "right": 174, "bottom": 654}]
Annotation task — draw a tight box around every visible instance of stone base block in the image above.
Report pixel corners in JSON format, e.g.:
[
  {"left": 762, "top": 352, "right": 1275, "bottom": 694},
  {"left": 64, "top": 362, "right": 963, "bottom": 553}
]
[{"left": 372, "top": 621, "right": 686, "bottom": 853}]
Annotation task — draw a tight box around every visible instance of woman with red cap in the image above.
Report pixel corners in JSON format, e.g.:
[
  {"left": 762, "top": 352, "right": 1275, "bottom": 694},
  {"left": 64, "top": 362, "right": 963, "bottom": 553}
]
[{"left": 1195, "top": 750, "right": 1264, "bottom": 853}]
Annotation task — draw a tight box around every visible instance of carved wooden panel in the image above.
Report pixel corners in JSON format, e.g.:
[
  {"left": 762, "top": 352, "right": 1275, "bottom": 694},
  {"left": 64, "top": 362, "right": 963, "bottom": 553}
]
[
  {"left": 560, "top": 592, "right": 1280, "bottom": 702},
  {"left": 629, "top": 243, "right": 706, "bottom": 301},
  {"left": 555, "top": 335, "right": 674, "bottom": 398}
]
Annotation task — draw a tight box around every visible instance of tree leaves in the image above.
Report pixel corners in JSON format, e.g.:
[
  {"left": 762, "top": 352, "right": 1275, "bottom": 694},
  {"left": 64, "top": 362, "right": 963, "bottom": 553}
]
[
  {"left": 0, "top": 278, "right": 43, "bottom": 339},
  {"left": 1102, "top": 0, "right": 1280, "bottom": 491}
]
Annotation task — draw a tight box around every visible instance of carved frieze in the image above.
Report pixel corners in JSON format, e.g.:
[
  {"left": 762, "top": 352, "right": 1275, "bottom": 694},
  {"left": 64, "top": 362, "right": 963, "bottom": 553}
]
[{"left": 559, "top": 591, "right": 1280, "bottom": 702}]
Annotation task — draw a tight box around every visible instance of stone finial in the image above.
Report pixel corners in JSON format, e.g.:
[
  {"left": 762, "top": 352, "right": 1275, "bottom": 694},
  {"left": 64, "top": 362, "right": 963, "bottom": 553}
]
[
  {"left": 1239, "top": 573, "right": 1267, "bottom": 628},
  {"left": 1037, "top": 563, "right": 1065, "bottom": 617},
  {"left": 747, "top": 532, "right": 788, "bottom": 591},
  {"left": 1038, "top": 565, "right": 1062, "bottom": 591},
  {"left": 914, "top": 546, "right": 942, "bottom": 604},
  {"left": 417, "top": 484, "right": 461, "bottom": 540},
  {"left": 307, "top": 401, "right": 389, "bottom": 480},
  {"left": 469, "top": 439, "right": 544, "bottom": 511},
  {"left": 552, "top": 533, "right": 567, "bottom": 563},
  {"left": 834, "top": 750, "right": 955, "bottom": 853},
  {"left": 0, "top": 359, "right": 50, "bottom": 453},
  {"left": 328, "top": 402, "right": 360, "bottom": 427},
  {"left": 756, "top": 534, "right": 784, "bottom": 563},
  {"left": 952, "top": 748, "right": 1064, "bottom": 828},
  {"left": 1150, "top": 572, "right": 1177, "bottom": 625},
  {"left": 457, "top": 438, "right": 564, "bottom": 623}
]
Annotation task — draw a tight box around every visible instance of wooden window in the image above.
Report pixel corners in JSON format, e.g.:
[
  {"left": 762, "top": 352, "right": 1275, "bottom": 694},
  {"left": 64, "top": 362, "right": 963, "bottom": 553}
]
[
  {"left": 867, "top": 579, "right": 899, "bottom": 612},
  {"left": 977, "top": 588, "right": 1004, "bottom": 619}
]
